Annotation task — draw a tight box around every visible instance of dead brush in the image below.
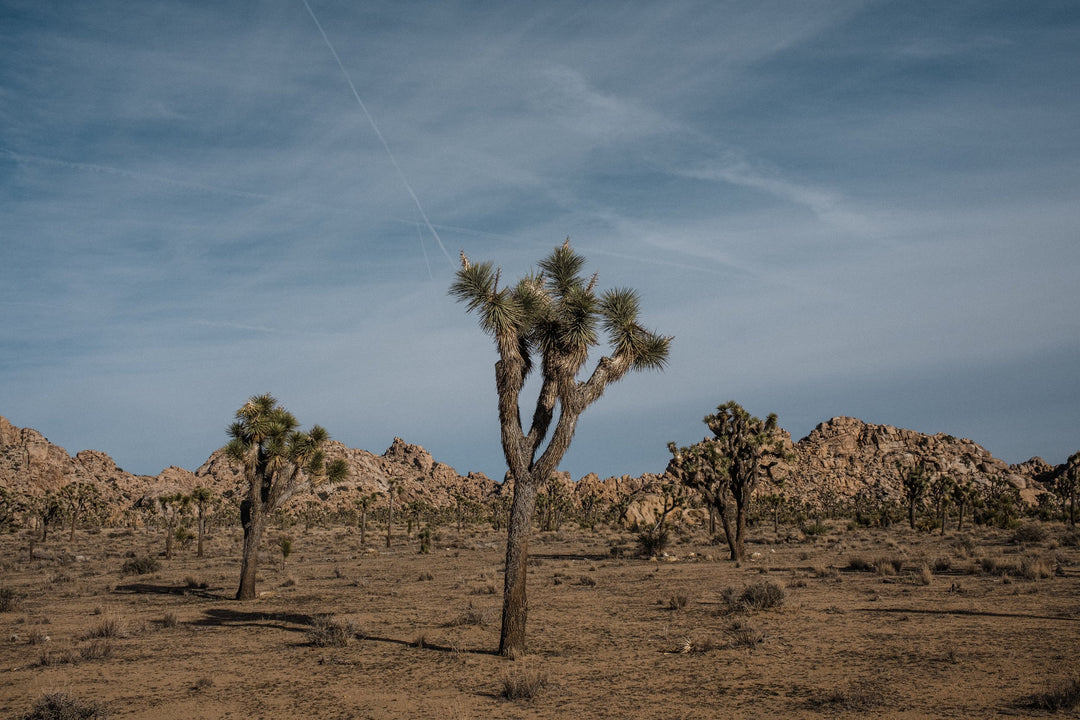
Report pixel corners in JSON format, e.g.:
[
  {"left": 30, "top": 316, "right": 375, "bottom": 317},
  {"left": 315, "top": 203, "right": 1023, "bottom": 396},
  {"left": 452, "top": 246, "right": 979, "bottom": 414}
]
[
  {"left": 306, "top": 614, "right": 357, "bottom": 647},
  {"left": 444, "top": 602, "right": 493, "bottom": 628},
  {"left": 668, "top": 592, "right": 690, "bottom": 611},
  {"left": 23, "top": 692, "right": 108, "bottom": 720},
  {"left": 725, "top": 618, "right": 766, "bottom": 649},
  {"left": 1020, "top": 555, "right": 1054, "bottom": 580},
  {"left": 83, "top": 614, "right": 127, "bottom": 640},
  {"left": 808, "top": 679, "right": 890, "bottom": 711},
  {"left": 1019, "top": 675, "right": 1080, "bottom": 712},
  {"left": 499, "top": 663, "right": 549, "bottom": 701}
]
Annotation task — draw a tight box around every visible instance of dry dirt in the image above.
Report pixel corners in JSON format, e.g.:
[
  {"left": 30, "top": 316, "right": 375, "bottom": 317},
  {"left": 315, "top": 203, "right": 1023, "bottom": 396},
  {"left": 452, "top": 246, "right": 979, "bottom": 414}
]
[{"left": 2, "top": 521, "right": 1079, "bottom": 719}]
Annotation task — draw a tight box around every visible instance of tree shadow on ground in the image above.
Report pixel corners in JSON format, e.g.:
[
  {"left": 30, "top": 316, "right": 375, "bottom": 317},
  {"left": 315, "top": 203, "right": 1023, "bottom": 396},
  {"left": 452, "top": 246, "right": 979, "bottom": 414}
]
[
  {"left": 113, "top": 583, "right": 228, "bottom": 600},
  {"left": 857, "top": 607, "right": 1080, "bottom": 622}
]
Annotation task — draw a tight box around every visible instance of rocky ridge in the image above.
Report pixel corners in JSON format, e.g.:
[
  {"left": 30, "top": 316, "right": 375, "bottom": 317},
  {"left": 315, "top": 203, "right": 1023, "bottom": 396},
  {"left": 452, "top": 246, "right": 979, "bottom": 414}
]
[{"left": 0, "top": 414, "right": 1067, "bottom": 521}]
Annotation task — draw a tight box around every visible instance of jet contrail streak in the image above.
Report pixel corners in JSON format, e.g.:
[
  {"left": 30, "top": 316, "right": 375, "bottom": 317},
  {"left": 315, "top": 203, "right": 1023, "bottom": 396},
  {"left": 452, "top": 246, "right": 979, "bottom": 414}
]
[
  {"left": 415, "top": 221, "right": 433, "bottom": 280},
  {"left": 301, "top": 0, "right": 452, "bottom": 264}
]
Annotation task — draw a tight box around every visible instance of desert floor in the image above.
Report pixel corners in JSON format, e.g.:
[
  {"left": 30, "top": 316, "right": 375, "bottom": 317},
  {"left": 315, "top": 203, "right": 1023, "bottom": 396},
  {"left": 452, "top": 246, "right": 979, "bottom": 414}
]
[{"left": 1, "top": 520, "right": 1078, "bottom": 719}]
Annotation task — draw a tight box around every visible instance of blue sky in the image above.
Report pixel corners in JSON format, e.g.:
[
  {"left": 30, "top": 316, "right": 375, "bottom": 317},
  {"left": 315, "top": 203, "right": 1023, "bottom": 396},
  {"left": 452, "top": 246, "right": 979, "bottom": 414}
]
[{"left": 2, "top": 1, "right": 1078, "bottom": 480}]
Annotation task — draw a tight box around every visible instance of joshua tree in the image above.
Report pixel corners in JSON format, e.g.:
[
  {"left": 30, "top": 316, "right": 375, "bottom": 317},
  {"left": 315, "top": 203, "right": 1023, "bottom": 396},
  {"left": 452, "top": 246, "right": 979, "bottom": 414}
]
[
  {"left": 900, "top": 461, "right": 931, "bottom": 530},
  {"left": 952, "top": 478, "right": 977, "bottom": 531},
  {"left": 36, "top": 492, "right": 67, "bottom": 543},
  {"left": 385, "top": 477, "right": 403, "bottom": 548},
  {"left": 668, "top": 401, "right": 782, "bottom": 562},
  {"left": 226, "top": 393, "right": 347, "bottom": 600},
  {"left": 1055, "top": 451, "right": 1080, "bottom": 526},
  {"left": 58, "top": 482, "right": 105, "bottom": 540},
  {"left": 189, "top": 486, "right": 214, "bottom": 558},
  {"left": 929, "top": 473, "right": 955, "bottom": 535},
  {"left": 450, "top": 241, "right": 671, "bottom": 657},
  {"left": 355, "top": 491, "right": 379, "bottom": 547},
  {"left": 158, "top": 492, "right": 190, "bottom": 560}
]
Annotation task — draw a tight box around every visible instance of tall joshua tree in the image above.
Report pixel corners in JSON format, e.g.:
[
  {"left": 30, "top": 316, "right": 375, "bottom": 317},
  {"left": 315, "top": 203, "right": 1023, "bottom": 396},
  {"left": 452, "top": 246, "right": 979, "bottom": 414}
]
[
  {"left": 451, "top": 241, "right": 671, "bottom": 657},
  {"left": 226, "top": 393, "right": 347, "bottom": 600}
]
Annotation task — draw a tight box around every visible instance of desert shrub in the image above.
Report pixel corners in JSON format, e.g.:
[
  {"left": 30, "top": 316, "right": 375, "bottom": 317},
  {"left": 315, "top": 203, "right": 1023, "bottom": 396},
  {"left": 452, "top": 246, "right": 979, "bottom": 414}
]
[
  {"left": 79, "top": 638, "right": 112, "bottom": 661},
  {"left": 845, "top": 556, "right": 875, "bottom": 572},
  {"left": 980, "top": 556, "right": 1019, "bottom": 576},
  {"left": 38, "top": 648, "right": 79, "bottom": 666},
  {"left": 1060, "top": 529, "right": 1080, "bottom": 548},
  {"left": 1011, "top": 523, "right": 1047, "bottom": 545},
  {"left": 418, "top": 572, "right": 434, "bottom": 582},
  {"left": 500, "top": 664, "right": 549, "bottom": 700},
  {"left": 808, "top": 680, "right": 889, "bottom": 711},
  {"left": 803, "top": 521, "right": 829, "bottom": 537},
  {"left": 444, "top": 602, "right": 491, "bottom": 628},
  {"left": 120, "top": 556, "right": 159, "bottom": 576},
  {"left": 307, "top": 614, "right": 356, "bottom": 647},
  {"left": 737, "top": 581, "right": 785, "bottom": 611},
  {"left": 183, "top": 577, "right": 208, "bottom": 590},
  {"left": 635, "top": 527, "right": 669, "bottom": 557},
  {"left": 915, "top": 565, "right": 933, "bottom": 586},
  {"left": 931, "top": 557, "right": 952, "bottom": 573},
  {"left": 668, "top": 593, "right": 690, "bottom": 611},
  {"left": 22, "top": 692, "right": 108, "bottom": 719},
  {"left": 726, "top": 619, "right": 767, "bottom": 649},
  {"left": 576, "top": 575, "right": 596, "bottom": 587},
  {"left": 1020, "top": 555, "right": 1053, "bottom": 580},
  {"left": 0, "top": 586, "right": 19, "bottom": 612},
  {"left": 160, "top": 612, "right": 178, "bottom": 629},
  {"left": 1020, "top": 676, "right": 1080, "bottom": 712},
  {"left": 83, "top": 616, "right": 126, "bottom": 640}
]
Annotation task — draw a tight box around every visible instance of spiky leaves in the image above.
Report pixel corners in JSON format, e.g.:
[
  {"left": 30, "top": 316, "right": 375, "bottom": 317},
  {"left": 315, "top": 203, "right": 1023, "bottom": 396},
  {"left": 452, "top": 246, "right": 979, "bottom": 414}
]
[
  {"left": 669, "top": 401, "right": 782, "bottom": 562},
  {"left": 226, "top": 393, "right": 347, "bottom": 599},
  {"left": 451, "top": 241, "right": 672, "bottom": 656}
]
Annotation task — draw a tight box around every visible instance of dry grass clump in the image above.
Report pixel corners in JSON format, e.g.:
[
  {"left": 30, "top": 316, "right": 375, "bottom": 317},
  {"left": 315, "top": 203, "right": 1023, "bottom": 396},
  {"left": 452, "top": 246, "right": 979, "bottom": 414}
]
[
  {"left": 668, "top": 592, "right": 690, "bottom": 611},
  {"left": 22, "top": 692, "right": 108, "bottom": 720},
  {"left": 83, "top": 615, "right": 127, "bottom": 640},
  {"left": 914, "top": 564, "right": 933, "bottom": 585},
  {"left": 119, "top": 556, "right": 159, "bottom": 576},
  {"left": 306, "top": 614, "right": 357, "bottom": 647},
  {"left": 846, "top": 555, "right": 904, "bottom": 575},
  {"left": 79, "top": 638, "right": 113, "bottom": 661},
  {"left": 443, "top": 602, "right": 492, "bottom": 628},
  {"left": 499, "top": 663, "right": 549, "bottom": 701},
  {"left": 737, "top": 581, "right": 785, "bottom": 611},
  {"left": 1019, "top": 676, "right": 1080, "bottom": 712},
  {"left": 726, "top": 619, "right": 767, "bottom": 650},
  {"left": 1, "top": 586, "right": 19, "bottom": 612},
  {"left": 1020, "top": 555, "right": 1054, "bottom": 580},
  {"left": 808, "top": 679, "right": 890, "bottom": 711}
]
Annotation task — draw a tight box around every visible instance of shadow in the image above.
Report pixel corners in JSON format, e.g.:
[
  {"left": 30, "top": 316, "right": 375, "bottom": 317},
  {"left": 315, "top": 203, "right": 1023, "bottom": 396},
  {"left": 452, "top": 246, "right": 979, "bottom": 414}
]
[
  {"left": 856, "top": 607, "right": 1080, "bottom": 623},
  {"left": 191, "top": 608, "right": 316, "bottom": 633},
  {"left": 113, "top": 583, "right": 228, "bottom": 600},
  {"left": 360, "top": 634, "right": 501, "bottom": 656},
  {"left": 530, "top": 552, "right": 612, "bottom": 562}
]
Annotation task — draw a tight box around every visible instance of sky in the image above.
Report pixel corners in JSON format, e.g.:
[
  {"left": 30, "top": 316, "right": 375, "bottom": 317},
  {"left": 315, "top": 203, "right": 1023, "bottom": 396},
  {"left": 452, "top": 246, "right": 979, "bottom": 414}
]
[{"left": 1, "top": 1, "right": 1078, "bottom": 482}]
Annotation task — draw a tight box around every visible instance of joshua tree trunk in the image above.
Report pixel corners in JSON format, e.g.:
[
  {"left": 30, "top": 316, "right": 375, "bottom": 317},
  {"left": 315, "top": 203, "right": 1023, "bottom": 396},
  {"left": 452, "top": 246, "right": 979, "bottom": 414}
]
[
  {"left": 236, "top": 499, "right": 264, "bottom": 600},
  {"left": 908, "top": 500, "right": 917, "bottom": 530},
  {"left": 386, "top": 497, "right": 393, "bottom": 548},
  {"left": 196, "top": 509, "right": 206, "bottom": 558},
  {"left": 500, "top": 478, "right": 539, "bottom": 655},
  {"left": 359, "top": 507, "right": 367, "bottom": 547}
]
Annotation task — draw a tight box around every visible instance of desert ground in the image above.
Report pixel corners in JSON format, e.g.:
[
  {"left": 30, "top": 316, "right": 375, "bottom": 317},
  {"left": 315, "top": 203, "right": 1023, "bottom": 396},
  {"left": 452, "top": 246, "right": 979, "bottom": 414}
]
[{"left": 2, "top": 520, "right": 1078, "bottom": 719}]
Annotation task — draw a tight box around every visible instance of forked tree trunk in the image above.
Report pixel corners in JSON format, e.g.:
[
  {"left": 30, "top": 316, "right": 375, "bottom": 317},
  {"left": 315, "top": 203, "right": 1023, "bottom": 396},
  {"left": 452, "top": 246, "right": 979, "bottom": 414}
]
[
  {"left": 499, "top": 476, "right": 539, "bottom": 657},
  {"left": 236, "top": 499, "right": 265, "bottom": 600}
]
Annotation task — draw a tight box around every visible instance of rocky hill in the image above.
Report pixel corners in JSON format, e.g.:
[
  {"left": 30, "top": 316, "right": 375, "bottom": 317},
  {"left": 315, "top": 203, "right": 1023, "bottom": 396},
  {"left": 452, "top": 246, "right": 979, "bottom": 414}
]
[
  {"left": 0, "top": 415, "right": 496, "bottom": 520},
  {"left": 785, "top": 416, "right": 1052, "bottom": 504},
  {"left": 0, "top": 413, "right": 1066, "bottom": 524}
]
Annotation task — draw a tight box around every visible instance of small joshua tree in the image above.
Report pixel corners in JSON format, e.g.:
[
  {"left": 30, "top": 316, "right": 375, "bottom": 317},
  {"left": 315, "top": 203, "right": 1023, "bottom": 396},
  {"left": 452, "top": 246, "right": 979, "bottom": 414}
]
[
  {"left": 158, "top": 493, "right": 190, "bottom": 560},
  {"left": 1055, "top": 452, "right": 1080, "bottom": 526},
  {"left": 355, "top": 491, "right": 379, "bottom": 547},
  {"left": 189, "top": 486, "right": 214, "bottom": 558},
  {"left": 59, "top": 482, "right": 105, "bottom": 540},
  {"left": 226, "top": 393, "right": 347, "bottom": 600},
  {"left": 900, "top": 460, "right": 932, "bottom": 531},
  {"left": 385, "top": 477, "right": 403, "bottom": 548},
  {"left": 668, "top": 402, "right": 783, "bottom": 562},
  {"left": 450, "top": 240, "right": 671, "bottom": 656}
]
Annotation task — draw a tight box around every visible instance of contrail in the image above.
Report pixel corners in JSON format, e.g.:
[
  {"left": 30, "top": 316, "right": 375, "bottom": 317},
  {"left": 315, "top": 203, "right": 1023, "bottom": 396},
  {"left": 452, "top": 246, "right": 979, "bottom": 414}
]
[
  {"left": 301, "top": 0, "right": 453, "bottom": 264},
  {"left": 415, "top": 221, "right": 433, "bottom": 280}
]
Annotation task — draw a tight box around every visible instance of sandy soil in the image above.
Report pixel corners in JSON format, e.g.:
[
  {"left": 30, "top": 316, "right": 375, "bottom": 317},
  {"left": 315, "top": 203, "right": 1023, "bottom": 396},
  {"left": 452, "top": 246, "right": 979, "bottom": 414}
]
[{"left": 1, "top": 521, "right": 1078, "bottom": 719}]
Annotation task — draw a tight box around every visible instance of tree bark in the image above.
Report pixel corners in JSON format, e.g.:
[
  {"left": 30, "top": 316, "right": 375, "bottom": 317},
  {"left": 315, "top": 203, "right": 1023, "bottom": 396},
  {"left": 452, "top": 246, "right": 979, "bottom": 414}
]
[
  {"left": 236, "top": 499, "right": 264, "bottom": 600},
  {"left": 499, "top": 475, "right": 539, "bottom": 657}
]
